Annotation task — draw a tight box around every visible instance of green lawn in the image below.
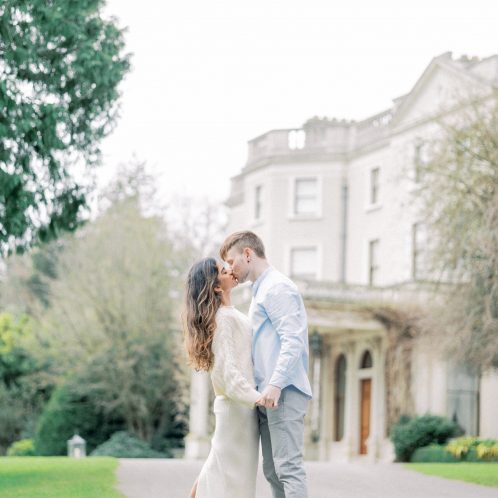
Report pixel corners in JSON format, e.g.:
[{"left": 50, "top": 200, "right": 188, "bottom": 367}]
[
  {"left": 406, "top": 463, "right": 498, "bottom": 488},
  {"left": 0, "top": 457, "right": 124, "bottom": 498}
]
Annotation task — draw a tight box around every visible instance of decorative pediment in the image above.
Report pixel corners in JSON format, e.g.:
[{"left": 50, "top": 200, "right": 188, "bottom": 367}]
[{"left": 390, "top": 53, "right": 491, "bottom": 128}]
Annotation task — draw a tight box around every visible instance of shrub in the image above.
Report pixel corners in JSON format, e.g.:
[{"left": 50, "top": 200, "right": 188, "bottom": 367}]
[
  {"left": 410, "top": 438, "right": 498, "bottom": 462},
  {"left": 446, "top": 436, "right": 475, "bottom": 458},
  {"left": 6, "top": 439, "right": 36, "bottom": 456},
  {"left": 390, "top": 414, "right": 463, "bottom": 462},
  {"left": 90, "top": 431, "right": 169, "bottom": 458},
  {"left": 0, "top": 314, "right": 50, "bottom": 453},
  {"left": 447, "top": 437, "right": 498, "bottom": 462},
  {"left": 34, "top": 383, "right": 124, "bottom": 455},
  {"left": 410, "top": 444, "right": 459, "bottom": 462},
  {"left": 474, "top": 440, "right": 498, "bottom": 461}
]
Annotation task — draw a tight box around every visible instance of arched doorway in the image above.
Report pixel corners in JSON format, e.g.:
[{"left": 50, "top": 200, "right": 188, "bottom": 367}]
[
  {"left": 334, "top": 354, "right": 347, "bottom": 441},
  {"left": 359, "top": 350, "right": 373, "bottom": 455}
]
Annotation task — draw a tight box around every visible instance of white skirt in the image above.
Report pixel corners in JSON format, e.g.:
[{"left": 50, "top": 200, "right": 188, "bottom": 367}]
[{"left": 196, "top": 396, "right": 259, "bottom": 498}]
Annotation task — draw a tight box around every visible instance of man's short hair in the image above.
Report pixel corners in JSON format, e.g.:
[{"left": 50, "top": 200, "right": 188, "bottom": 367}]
[{"left": 220, "top": 231, "right": 266, "bottom": 260}]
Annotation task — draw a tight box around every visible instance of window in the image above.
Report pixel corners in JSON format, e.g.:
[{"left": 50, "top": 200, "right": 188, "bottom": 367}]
[
  {"left": 368, "top": 239, "right": 379, "bottom": 286},
  {"left": 360, "top": 350, "right": 373, "bottom": 369},
  {"left": 294, "top": 178, "right": 318, "bottom": 215},
  {"left": 370, "top": 167, "right": 380, "bottom": 205},
  {"left": 290, "top": 247, "right": 318, "bottom": 280},
  {"left": 334, "top": 355, "right": 347, "bottom": 441},
  {"left": 412, "top": 222, "right": 427, "bottom": 280},
  {"left": 446, "top": 363, "right": 479, "bottom": 436},
  {"left": 414, "top": 140, "right": 428, "bottom": 183},
  {"left": 254, "top": 185, "right": 262, "bottom": 220}
]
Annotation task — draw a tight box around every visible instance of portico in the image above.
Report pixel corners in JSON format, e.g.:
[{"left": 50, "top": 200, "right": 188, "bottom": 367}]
[{"left": 304, "top": 301, "right": 392, "bottom": 462}]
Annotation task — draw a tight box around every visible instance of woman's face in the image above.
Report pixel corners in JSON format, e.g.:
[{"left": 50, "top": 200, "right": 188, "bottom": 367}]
[{"left": 216, "top": 261, "right": 238, "bottom": 293}]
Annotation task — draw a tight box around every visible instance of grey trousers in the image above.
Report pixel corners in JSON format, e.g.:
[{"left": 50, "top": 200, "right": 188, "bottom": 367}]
[{"left": 257, "top": 385, "right": 309, "bottom": 498}]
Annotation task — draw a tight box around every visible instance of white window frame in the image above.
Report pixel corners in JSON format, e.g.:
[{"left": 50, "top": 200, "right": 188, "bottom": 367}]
[
  {"left": 367, "top": 167, "right": 381, "bottom": 209},
  {"left": 285, "top": 244, "right": 322, "bottom": 280},
  {"left": 412, "top": 222, "right": 428, "bottom": 281},
  {"left": 288, "top": 176, "right": 322, "bottom": 219},
  {"left": 413, "top": 139, "right": 430, "bottom": 184},
  {"left": 368, "top": 239, "right": 380, "bottom": 286}
]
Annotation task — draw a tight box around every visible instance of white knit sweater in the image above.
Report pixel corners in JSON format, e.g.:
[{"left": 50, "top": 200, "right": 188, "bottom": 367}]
[{"left": 210, "top": 306, "right": 261, "bottom": 408}]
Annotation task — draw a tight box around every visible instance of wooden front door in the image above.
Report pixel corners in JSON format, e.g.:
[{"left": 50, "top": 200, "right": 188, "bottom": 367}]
[{"left": 359, "top": 379, "right": 372, "bottom": 455}]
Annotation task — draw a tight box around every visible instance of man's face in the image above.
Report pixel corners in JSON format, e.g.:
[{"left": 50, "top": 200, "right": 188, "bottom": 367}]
[{"left": 225, "top": 246, "right": 250, "bottom": 284}]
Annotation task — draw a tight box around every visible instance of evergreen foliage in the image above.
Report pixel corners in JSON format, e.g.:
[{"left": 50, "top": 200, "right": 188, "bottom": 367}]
[
  {"left": 390, "top": 414, "right": 463, "bottom": 462},
  {"left": 0, "top": 0, "right": 130, "bottom": 254},
  {"left": 90, "top": 431, "right": 169, "bottom": 458},
  {"left": 34, "top": 383, "right": 123, "bottom": 456}
]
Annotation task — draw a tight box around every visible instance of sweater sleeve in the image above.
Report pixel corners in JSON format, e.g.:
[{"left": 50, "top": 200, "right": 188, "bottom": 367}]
[{"left": 212, "top": 314, "right": 261, "bottom": 408}]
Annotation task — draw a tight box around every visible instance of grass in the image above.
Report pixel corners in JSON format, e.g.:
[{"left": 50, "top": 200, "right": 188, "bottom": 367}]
[
  {"left": 406, "top": 463, "right": 498, "bottom": 488},
  {"left": 0, "top": 457, "right": 124, "bottom": 498}
]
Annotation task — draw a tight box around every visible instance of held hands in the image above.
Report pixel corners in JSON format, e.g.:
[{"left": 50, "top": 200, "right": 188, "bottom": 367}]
[{"left": 255, "top": 385, "right": 281, "bottom": 409}]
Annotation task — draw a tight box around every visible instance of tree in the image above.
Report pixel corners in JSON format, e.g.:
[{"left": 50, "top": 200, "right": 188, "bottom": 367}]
[
  {"left": 0, "top": 0, "right": 130, "bottom": 255},
  {"left": 414, "top": 100, "right": 498, "bottom": 371},
  {"left": 0, "top": 312, "right": 51, "bottom": 453},
  {"left": 38, "top": 167, "right": 188, "bottom": 445},
  {"left": 171, "top": 196, "right": 227, "bottom": 258},
  {"left": 0, "top": 239, "right": 62, "bottom": 314}
]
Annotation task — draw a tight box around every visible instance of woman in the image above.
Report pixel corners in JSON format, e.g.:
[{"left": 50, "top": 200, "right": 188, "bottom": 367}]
[{"left": 184, "top": 257, "right": 262, "bottom": 498}]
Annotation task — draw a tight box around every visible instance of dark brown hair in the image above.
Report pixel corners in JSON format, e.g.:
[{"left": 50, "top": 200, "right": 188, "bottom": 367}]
[
  {"left": 184, "top": 257, "right": 222, "bottom": 371},
  {"left": 219, "top": 230, "right": 266, "bottom": 260}
]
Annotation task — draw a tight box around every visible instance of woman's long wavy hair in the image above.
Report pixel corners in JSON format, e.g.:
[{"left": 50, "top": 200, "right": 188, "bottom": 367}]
[{"left": 184, "top": 257, "right": 222, "bottom": 371}]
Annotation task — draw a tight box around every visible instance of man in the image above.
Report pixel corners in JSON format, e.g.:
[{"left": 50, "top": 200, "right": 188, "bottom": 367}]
[{"left": 220, "top": 231, "right": 311, "bottom": 498}]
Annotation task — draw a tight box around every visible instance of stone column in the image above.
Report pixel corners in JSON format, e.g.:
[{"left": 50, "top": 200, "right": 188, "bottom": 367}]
[
  {"left": 310, "top": 351, "right": 322, "bottom": 441},
  {"left": 343, "top": 341, "right": 356, "bottom": 460},
  {"left": 184, "top": 370, "right": 211, "bottom": 459},
  {"left": 368, "top": 337, "right": 385, "bottom": 461},
  {"left": 306, "top": 332, "right": 323, "bottom": 460},
  {"left": 318, "top": 344, "right": 331, "bottom": 460}
]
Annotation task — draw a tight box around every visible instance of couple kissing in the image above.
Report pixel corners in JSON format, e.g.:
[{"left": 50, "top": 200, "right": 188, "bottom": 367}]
[{"left": 184, "top": 230, "right": 312, "bottom": 498}]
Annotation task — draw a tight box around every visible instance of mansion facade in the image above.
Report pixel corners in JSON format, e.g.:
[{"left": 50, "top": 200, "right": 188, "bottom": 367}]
[{"left": 185, "top": 52, "right": 498, "bottom": 462}]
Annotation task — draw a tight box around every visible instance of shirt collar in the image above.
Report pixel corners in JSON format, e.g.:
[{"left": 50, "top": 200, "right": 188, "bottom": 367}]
[{"left": 252, "top": 266, "right": 273, "bottom": 296}]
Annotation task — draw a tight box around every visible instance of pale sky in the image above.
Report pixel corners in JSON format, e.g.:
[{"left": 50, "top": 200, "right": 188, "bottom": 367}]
[{"left": 99, "top": 0, "right": 498, "bottom": 204}]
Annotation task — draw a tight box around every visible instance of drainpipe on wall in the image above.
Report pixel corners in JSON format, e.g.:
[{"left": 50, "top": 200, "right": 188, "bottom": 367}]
[{"left": 340, "top": 182, "right": 348, "bottom": 283}]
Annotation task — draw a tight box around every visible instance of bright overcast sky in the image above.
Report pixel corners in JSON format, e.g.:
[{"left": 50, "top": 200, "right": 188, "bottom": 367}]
[{"left": 99, "top": 0, "right": 498, "bottom": 204}]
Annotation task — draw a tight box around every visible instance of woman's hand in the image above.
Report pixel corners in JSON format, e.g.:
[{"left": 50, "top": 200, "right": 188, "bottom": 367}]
[
  {"left": 254, "top": 385, "right": 281, "bottom": 408},
  {"left": 255, "top": 395, "right": 265, "bottom": 406},
  {"left": 258, "top": 385, "right": 281, "bottom": 408}
]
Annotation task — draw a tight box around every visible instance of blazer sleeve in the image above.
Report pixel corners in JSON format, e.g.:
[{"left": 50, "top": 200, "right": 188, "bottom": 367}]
[{"left": 212, "top": 314, "right": 261, "bottom": 408}]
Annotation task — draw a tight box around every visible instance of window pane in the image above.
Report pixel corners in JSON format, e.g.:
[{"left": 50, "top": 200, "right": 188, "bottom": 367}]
[
  {"left": 295, "top": 178, "right": 318, "bottom": 215},
  {"left": 370, "top": 168, "right": 379, "bottom": 204},
  {"left": 412, "top": 222, "right": 428, "bottom": 280},
  {"left": 360, "top": 350, "right": 373, "bottom": 369},
  {"left": 295, "top": 197, "right": 317, "bottom": 214},
  {"left": 369, "top": 239, "right": 379, "bottom": 286},
  {"left": 291, "top": 247, "right": 317, "bottom": 278},
  {"left": 296, "top": 179, "right": 316, "bottom": 196}
]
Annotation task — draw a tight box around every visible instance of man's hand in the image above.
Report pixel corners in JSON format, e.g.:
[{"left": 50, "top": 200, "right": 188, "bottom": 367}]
[{"left": 258, "top": 385, "right": 281, "bottom": 409}]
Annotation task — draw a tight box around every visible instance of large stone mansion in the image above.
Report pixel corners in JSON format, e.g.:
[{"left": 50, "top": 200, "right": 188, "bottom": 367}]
[{"left": 185, "top": 52, "right": 498, "bottom": 462}]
